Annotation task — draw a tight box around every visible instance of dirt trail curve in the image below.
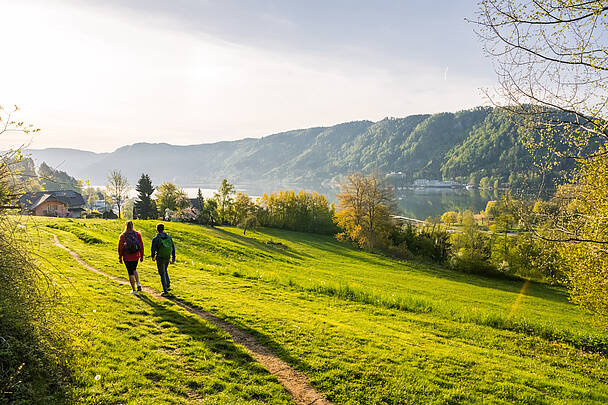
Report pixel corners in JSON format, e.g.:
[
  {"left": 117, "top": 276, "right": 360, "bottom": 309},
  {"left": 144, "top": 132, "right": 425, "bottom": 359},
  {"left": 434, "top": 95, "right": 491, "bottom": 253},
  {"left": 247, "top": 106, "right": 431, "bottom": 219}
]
[{"left": 53, "top": 235, "right": 332, "bottom": 405}]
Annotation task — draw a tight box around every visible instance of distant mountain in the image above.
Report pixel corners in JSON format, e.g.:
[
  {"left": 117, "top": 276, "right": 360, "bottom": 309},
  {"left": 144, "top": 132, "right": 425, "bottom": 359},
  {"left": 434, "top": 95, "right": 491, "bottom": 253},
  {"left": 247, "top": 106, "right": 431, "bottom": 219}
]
[
  {"left": 24, "top": 107, "right": 580, "bottom": 189},
  {"left": 25, "top": 148, "right": 107, "bottom": 177}
]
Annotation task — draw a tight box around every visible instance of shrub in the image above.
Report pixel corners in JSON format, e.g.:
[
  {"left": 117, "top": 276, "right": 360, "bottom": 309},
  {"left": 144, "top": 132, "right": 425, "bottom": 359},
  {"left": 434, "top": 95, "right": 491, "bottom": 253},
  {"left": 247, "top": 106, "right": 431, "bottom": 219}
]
[
  {"left": 0, "top": 220, "right": 71, "bottom": 402},
  {"left": 389, "top": 224, "right": 451, "bottom": 263}
]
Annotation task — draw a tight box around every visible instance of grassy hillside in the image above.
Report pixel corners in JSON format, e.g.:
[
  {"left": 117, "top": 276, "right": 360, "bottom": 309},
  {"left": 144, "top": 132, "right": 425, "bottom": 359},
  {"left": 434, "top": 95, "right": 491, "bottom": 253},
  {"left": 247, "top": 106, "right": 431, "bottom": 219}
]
[{"left": 31, "top": 218, "right": 608, "bottom": 403}]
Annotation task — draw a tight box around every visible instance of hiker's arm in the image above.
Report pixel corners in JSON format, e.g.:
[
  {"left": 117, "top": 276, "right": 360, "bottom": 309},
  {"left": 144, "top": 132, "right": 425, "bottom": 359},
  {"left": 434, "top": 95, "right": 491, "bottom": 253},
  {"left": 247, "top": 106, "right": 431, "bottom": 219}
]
[
  {"left": 118, "top": 235, "right": 123, "bottom": 263},
  {"left": 150, "top": 237, "right": 157, "bottom": 260},
  {"left": 138, "top": 233, "right": 145, "bottom": 262}
]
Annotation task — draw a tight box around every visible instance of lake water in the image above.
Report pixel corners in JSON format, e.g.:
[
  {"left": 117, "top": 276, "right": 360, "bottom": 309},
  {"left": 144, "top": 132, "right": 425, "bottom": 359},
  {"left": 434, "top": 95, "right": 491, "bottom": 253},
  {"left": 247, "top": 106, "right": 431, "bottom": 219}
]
[{"left": 395, "top": 188, "right": 503, "bottom": 220}]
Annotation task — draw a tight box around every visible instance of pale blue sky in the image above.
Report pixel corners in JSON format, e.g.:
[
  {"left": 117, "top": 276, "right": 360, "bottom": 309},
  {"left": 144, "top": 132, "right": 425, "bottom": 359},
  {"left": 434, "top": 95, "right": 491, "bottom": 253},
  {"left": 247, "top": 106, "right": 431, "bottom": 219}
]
[{"left": 0, "top": 0, "right": 495, "bottom": 152}]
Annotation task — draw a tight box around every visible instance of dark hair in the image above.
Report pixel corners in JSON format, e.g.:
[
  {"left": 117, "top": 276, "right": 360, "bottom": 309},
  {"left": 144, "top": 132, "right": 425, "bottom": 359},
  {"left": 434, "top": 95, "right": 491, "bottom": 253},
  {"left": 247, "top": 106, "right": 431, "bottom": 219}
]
[{"left": 156, "top": 223, "right": 164, "bottom": 233}]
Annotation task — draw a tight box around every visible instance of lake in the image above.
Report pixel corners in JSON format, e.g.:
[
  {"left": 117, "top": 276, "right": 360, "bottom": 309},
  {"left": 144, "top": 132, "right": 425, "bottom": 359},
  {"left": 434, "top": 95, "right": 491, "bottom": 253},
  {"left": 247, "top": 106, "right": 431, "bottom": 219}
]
[{"left": 395, "top": 188, "right": 503, "bottom": 220}]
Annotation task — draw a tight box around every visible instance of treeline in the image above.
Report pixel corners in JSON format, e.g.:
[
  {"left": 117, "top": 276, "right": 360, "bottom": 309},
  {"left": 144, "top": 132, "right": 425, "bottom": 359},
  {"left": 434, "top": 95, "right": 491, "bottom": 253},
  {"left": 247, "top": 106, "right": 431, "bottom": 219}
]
[
  {"left": 332, "top": 173, "right": 563, "bottom": 287},
  {"left": 130, "top": 174, "right": 337, "bottom": 235},
  {"left": 438, "top": 201, "right": 564, "bottom": 283},
  {"left": 257, "top": 190, "right": 337, "bottom": 234}
]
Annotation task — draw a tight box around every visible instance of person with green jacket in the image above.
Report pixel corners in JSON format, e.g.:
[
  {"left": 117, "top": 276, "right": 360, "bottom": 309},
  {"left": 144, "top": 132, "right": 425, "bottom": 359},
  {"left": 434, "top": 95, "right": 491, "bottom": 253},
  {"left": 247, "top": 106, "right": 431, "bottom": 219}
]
[{"left": 151, "top": 223, "right": 175, "bottom": 296}]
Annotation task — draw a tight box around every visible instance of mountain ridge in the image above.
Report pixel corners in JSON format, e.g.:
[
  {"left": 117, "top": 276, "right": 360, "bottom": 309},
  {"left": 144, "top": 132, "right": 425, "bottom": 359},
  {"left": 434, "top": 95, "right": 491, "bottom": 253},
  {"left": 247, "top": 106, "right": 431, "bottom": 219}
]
[{"left": 24, "top": 107, "right": 575, "bottom": 189}]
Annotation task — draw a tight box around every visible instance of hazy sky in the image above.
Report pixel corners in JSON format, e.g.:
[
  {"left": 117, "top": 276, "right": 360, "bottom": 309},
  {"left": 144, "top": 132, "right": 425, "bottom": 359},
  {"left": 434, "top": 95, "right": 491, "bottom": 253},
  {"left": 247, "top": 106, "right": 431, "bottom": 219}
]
[{"left": 0, "top": 0, "right": 495, "bottom": 152}]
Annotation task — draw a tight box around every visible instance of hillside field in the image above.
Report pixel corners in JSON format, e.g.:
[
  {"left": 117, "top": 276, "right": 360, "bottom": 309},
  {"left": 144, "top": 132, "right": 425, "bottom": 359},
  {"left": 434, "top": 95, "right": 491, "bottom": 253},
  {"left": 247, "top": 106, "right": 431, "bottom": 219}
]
[{"left": 27, "top": 217, "right": 608, "bottom": 404}]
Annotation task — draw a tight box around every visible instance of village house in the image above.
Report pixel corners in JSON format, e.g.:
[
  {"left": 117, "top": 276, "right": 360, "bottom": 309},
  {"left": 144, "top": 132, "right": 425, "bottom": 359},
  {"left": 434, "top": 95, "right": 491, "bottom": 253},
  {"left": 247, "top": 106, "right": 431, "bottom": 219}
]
[{"left": 19, "top": 190, "right": 86, "bottom": 218}]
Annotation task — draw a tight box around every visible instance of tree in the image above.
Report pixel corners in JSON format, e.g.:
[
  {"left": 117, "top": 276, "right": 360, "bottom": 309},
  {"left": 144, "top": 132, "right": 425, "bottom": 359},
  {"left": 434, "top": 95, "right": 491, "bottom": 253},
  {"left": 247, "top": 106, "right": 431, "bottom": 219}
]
[
  {"left": 255, "top": 190, "right": 336, "bottom": 234},
  {"left": 0, "top": 106, "right": 73, "bottom": 399},
  {"left": 479, "top": 176, "right": 491, "bottom": 189},
  {"left": 440, "top": 211, "right": 459, "bottom": 226},
  {"left": 475, "top": 1, "right": 608, "bottom": 162},
  {"left": 214, "top": 179, "right": 235, "bottom": 225},
  {"left": 105, "top": 170, "right": 129, "bottom": 218},
  {"left": 477, "top": 0, "right": 608, "bottom": 319},
  {"left": 156, "top": 182, "right": 187, "bottom": 214},
  {"left": 476, "top": 1, "right": 608, "bottom": 319},
  {"left": 201, "top": 199, "right": 218, "bottom": 226},
  {"left": 122, "top": 198, "right": 135, "bottom": 219},
  {"left": 334, "top": 172, "right": 396, "bottom": 251},
  {"left": 196, "top": 188, "right": 205, "bottom": 211},
  {"left": 233, "top": 192, "right": 256, "bottom": 234},
  {"left": 484, "top": 200, "right": 500, "bottom": 219},
  {"left": 133, "top": 174, "right": 157, "bottom": 220}
]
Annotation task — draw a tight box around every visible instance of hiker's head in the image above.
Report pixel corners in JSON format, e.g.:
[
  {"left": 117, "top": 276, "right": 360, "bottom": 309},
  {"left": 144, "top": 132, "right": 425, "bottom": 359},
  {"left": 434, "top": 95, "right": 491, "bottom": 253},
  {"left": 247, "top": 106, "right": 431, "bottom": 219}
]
[
  {"left": 124, "top": 220, "right": 134, "bottom": 233},
  {"left": 156, "top": 223, "right": 165, "bottom": 233}
]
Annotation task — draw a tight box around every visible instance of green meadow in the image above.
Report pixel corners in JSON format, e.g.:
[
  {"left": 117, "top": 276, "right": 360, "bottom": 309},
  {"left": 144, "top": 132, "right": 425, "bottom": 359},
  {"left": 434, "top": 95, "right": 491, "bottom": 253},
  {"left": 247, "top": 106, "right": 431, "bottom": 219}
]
[{"left": 29, "top": 217, "right": 608, "bottom": 403}]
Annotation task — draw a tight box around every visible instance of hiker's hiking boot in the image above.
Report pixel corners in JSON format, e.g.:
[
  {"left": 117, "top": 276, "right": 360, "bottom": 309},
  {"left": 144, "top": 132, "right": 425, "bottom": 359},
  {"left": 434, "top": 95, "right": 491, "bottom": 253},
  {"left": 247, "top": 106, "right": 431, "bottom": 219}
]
[
  {"left": 161, "top": 291, "right": 169, "bottom": 297},
  {"left": 137, "top": 285, "right": 142, "bottom": 292},
  {"left": 131, "top": 290, "right": 138, "bottom": 295}
]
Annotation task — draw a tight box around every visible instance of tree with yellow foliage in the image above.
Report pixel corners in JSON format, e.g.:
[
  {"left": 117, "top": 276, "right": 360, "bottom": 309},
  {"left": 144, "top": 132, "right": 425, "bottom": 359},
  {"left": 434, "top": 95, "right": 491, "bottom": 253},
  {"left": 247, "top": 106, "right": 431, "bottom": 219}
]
[{"left": 334, "top": 172, "right": 396, "bottom": 251}]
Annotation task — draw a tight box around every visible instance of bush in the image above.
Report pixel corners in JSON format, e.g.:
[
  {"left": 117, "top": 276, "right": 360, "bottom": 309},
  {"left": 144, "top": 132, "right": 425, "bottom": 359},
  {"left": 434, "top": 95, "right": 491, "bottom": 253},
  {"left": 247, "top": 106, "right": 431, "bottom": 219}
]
[
  {"left": 0, "top": 219, "right": 71, "bottom": 403},
  {"left": 449, "top": 249, "right": 499, "bottom": 275},
  {"left": 389, "top": 224, "right": 451, "bottom": 263}
]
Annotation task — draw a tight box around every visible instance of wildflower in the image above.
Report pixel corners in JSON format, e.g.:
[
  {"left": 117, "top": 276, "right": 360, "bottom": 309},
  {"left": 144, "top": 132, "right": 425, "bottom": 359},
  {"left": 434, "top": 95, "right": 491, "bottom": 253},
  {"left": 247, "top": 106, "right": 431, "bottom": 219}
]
[{"left": 95, "top": 374, "right": 101, "bottom": 381}]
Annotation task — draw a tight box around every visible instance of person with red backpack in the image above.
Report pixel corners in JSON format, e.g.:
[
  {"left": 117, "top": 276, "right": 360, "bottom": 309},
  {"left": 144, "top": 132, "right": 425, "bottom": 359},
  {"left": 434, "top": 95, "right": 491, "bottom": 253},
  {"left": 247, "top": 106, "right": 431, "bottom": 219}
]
[
  {"left": 151, "top": 223, "right": 175, "bottom": 296},
  {"left": 118, "top": 220, "right": 144, "bottom": 295}
]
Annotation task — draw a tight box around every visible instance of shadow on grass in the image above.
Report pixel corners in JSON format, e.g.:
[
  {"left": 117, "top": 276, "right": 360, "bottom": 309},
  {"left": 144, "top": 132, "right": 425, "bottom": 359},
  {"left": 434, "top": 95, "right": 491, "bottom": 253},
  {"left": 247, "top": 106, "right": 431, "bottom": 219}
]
[
  {"left": 165, "top": 293, "right": 313, "bottom": 375},
  {"left": 210, "top": 227, "right": 313, "bottom": 261},
  {"left": 135, "top": 294, "right": 281, "bottom": 375}
]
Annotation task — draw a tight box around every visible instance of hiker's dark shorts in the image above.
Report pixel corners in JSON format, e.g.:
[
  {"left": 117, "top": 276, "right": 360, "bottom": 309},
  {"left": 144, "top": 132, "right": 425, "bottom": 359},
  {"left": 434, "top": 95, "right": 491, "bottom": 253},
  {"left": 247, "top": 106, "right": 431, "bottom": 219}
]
[{"left": 124, "top": 260, "right": 138, "bottom": 276}]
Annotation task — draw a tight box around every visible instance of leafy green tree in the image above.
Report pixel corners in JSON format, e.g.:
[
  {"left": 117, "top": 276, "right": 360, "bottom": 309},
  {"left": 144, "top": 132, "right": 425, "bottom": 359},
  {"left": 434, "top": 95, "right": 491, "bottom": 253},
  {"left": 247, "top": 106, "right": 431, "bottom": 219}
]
[
  {"left": 133, "top": 174, "right": 157, "bottom": 220},
  {"left": 233, "top": 192, "right": 256, "bottom": 234},
  {"left": 199, "top": 199, "right": 218, "bottom": 226},
  {"left": 256, "top": 190, "right": 335, "bottom": 234},
  {"left": 196, "top": 188, "right": 205, "bottom": 211},
  {"left": 214, "top": 179, "right": 235, "bottom": 225},
  {"left": 156, "top": 182, "right": 187, "bottom": 215}
]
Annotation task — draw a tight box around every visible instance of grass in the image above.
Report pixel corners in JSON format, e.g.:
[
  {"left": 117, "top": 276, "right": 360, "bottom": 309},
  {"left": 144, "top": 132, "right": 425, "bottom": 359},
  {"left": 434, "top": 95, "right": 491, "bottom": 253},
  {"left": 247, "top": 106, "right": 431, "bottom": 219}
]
[
  {"left": 31, "top": 226, "right": 292, "bottom": 404},
  {"left": 26, "top": 217, "right": 608, "bottom": 403}
]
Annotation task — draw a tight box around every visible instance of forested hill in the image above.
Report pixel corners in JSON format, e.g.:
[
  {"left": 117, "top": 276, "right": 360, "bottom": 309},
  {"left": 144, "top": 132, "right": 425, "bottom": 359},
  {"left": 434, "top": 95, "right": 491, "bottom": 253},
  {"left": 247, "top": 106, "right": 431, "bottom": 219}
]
[{"left": 26, "top": 107, "right": 577, "bottom": 188}]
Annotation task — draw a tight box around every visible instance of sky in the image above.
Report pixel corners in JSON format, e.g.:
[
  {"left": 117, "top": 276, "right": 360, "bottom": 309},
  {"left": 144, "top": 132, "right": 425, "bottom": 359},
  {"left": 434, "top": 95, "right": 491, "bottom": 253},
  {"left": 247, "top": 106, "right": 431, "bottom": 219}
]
[{"left": 0, "top": 0, "right": 496, "bottom": 153}]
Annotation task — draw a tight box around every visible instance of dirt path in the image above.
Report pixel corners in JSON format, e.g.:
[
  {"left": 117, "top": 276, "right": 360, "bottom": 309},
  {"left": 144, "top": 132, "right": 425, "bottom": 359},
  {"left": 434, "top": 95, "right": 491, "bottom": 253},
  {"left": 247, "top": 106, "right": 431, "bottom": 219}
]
[{"left": 53, "top": 235, "right": 332, "bottom": 405}]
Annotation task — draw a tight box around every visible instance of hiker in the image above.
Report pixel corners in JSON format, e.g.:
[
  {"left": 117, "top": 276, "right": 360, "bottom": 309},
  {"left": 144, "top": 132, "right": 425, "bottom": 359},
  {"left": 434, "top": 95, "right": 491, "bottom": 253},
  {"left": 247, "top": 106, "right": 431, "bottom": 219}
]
[
  {"left": 151, "top": 223, "right": 175, "bottom": 296},
  {"left": 118, "top": 220, "right": 144, "bottom": 295}
]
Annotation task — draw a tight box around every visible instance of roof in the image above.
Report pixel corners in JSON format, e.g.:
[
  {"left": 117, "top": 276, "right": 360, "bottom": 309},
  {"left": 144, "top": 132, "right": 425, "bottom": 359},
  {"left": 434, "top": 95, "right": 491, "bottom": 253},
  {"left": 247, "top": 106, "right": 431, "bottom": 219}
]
[
  {"left": 189, "top": 198, "right": 203, "bottom": 210},
  {"left": 19, "top": 190, "right": 86, "bottom": 211}
]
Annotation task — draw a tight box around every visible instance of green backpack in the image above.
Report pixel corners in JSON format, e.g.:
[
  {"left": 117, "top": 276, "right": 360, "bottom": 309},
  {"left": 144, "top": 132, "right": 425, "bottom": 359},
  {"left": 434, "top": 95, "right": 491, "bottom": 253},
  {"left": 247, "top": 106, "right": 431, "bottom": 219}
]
[{"left": 157, "top": 235, "right": 173, "bottom": 259}]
